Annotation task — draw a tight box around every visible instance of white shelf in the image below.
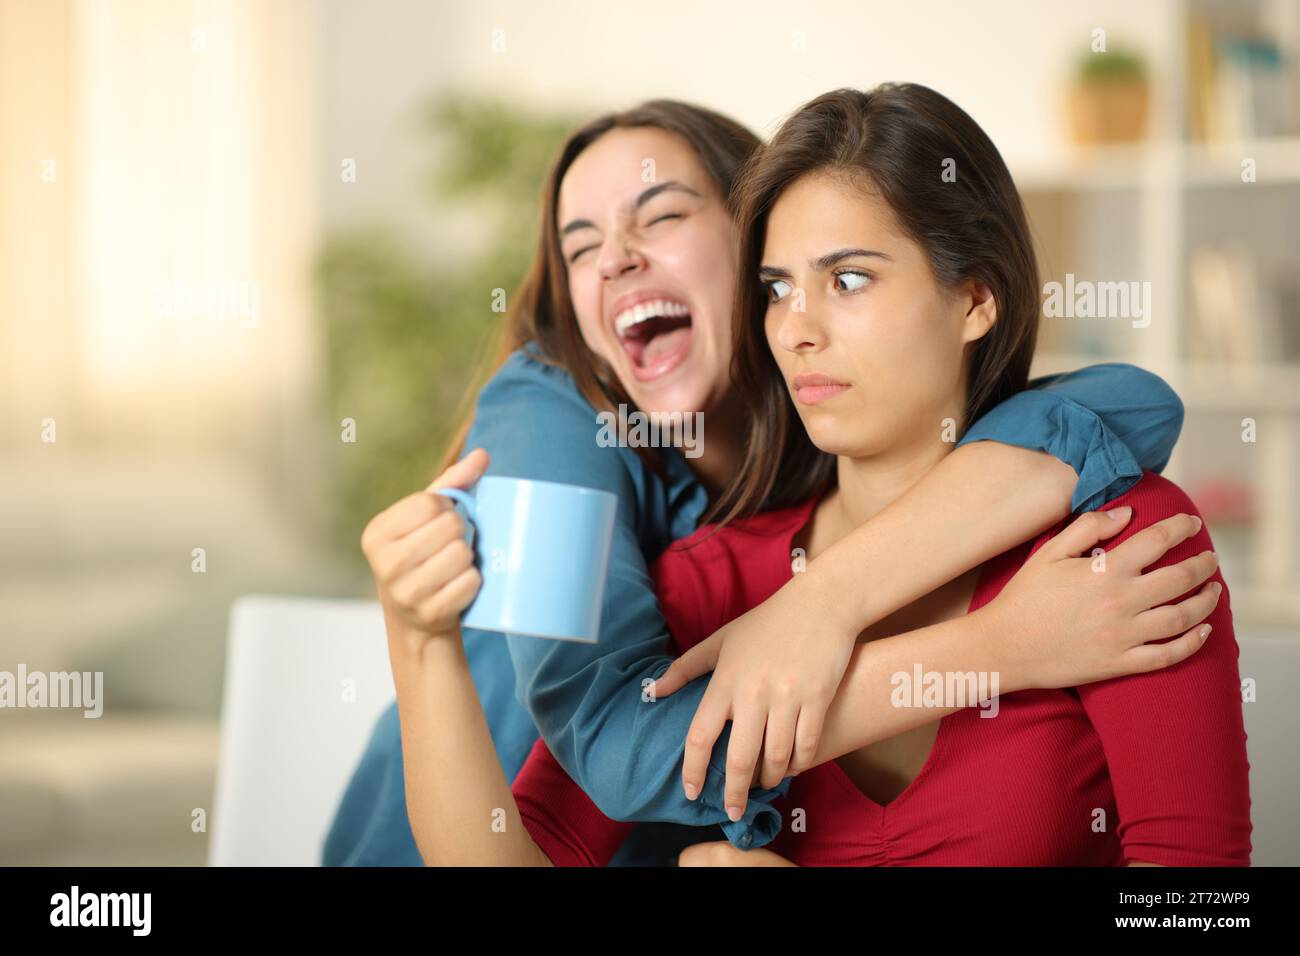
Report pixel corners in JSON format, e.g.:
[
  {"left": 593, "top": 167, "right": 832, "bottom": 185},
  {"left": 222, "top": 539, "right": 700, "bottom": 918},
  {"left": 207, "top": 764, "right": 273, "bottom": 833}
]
[
  {"left": 1013, "top": 137, "right": 1300, "bottom": 192},
  {"left": 1021, "top": 0, "right": 1300, "bottom": 626},
  {"left": 1182, "top": 137, "right": 1300, "bottom": 186},
  {"left": 1034, "top": 355, "right": 1300, "bottom": 410},
  {"left": 1179, "top": 363, "right": 1300, "bottom": 409}
]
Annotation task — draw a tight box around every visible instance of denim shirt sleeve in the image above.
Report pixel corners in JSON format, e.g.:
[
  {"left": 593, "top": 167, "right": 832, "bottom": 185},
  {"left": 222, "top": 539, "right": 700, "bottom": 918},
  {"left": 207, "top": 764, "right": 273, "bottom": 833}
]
[
  {"left": 956, "top": 363, "right": 1184, "bottom": 513},
  {"left": 463, "top": 349, "right": 789, "bottom": 849}
]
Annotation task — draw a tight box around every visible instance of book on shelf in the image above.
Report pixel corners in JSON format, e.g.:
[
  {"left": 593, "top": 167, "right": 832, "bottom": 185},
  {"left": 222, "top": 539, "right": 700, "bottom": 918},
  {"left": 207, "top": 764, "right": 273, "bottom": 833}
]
[
  {"left": 1186, "top": 10, "right": 1293, "bottom": 142},
  {"left": 1186, "top": 241, "right": 1300, "bottom": 367}
]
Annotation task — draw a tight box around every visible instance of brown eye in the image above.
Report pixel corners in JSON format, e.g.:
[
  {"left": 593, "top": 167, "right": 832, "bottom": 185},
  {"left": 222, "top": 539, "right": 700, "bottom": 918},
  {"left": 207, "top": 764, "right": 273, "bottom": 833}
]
[
  {"left": 833, "top": 270, "right": 871, "bottom": 293},
  {"left": 764, "top": 279, "right": 793, "bottom": 303}
]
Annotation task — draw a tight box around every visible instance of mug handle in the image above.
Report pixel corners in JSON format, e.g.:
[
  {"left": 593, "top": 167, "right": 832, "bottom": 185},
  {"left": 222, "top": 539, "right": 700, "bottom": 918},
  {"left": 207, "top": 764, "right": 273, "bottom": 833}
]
[{"left": 433, "top": 488, "right": 477, "bottom": 550}]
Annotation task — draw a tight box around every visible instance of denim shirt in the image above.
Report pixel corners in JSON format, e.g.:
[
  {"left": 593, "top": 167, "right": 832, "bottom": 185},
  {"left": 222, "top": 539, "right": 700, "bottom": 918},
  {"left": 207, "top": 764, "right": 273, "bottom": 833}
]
[{"left": 322, "top": 345, "right": 1183, "bottom": 866}]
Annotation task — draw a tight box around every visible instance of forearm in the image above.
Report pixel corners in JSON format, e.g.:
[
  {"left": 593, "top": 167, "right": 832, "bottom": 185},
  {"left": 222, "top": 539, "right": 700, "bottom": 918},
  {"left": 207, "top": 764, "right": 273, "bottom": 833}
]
[
  {"left": 810, "top": 606, "right": 1025, "bottom": 765},
  {"left": 790, "top": 364, "right": 1183, "bottom": 636},
  {"left": 794, "top": 442, "right": 1075, "bottom": 634},
  {"left": 387, "top": 617, "right": 551, "bottom": 867}
]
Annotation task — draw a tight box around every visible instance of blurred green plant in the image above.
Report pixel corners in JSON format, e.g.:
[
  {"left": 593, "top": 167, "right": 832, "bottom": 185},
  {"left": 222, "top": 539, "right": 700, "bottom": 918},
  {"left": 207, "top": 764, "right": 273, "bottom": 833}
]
[
  {"left": 1076, "top": 45, "right": 1147, "bottom": 82},
  {"left": 316, "top": 93, "right": 577, "bottom": 568}
]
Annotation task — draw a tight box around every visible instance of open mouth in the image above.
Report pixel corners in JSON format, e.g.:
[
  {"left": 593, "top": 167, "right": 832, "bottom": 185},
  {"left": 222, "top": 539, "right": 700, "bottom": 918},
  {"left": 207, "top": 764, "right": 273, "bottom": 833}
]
[{"left": 613, "top": 299, "right": 694, "bottom": 380}]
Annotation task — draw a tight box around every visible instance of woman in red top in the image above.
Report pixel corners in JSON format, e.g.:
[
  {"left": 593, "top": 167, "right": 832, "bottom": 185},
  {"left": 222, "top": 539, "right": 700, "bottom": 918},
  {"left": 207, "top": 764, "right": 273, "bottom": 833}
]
[
  {"left": 509, "top": 84, "right": 1250, "bottom": 866},
  {"left": 515, "top": 472, "right": 1248, "bottom": 866},
  {"left": 379, "top": 83, "right": 1245, "bottom": 866}
]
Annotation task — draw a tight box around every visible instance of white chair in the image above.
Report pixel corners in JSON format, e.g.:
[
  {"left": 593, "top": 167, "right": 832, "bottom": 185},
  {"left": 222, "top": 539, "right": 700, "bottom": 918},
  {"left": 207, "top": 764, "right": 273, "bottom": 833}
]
[
  {"left": 209, "top": 595, "right": 395, "bottom": 866},
  {"left": 210, "top": 595, "right": 1299, "bottom": 865}
]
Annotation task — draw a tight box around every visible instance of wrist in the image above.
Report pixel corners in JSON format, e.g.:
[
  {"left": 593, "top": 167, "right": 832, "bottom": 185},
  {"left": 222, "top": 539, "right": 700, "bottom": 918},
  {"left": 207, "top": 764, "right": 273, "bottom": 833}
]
[
  {"left": 970, "top": 602, "right": 1029, "bottom": 694},
  {"left": 382, "top": 604, "right": 464, "bottom": 667},
  {"left": 788, "top": 558, "right": 861, "bottom": 644}
]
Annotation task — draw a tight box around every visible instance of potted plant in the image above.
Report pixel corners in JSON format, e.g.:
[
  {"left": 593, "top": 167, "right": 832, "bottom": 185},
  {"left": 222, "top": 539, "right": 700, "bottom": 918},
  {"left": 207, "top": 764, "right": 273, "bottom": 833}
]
[{"left": 1068, "top": 46, "right": 1150, "bottom": 144}]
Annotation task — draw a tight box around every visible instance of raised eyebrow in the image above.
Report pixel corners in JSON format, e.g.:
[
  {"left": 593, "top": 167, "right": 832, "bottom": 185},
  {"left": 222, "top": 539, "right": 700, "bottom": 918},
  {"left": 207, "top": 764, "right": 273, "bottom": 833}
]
[
  {"left": 811, "top": 247, "right": 891, "bottom": 269},
  {"left": 760, "top": 248, "right": 892, "bottom": 277}
]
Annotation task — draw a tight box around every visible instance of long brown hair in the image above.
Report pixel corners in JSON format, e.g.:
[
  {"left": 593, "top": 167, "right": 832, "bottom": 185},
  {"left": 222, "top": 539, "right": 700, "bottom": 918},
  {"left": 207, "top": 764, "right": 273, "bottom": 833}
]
[
  {"left": 440, "top": 100, "right": 762, "bottom": 473},
  {"left": 705, "top": 83, "right": 1041, "bottom": 526}
]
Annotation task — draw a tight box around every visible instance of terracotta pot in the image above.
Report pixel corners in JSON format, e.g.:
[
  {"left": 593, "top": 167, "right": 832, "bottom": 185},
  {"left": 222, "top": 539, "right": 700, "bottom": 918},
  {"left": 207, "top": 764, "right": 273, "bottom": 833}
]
[{"left": 1067, "top": 78, "right": 1149, "bottom": 144}]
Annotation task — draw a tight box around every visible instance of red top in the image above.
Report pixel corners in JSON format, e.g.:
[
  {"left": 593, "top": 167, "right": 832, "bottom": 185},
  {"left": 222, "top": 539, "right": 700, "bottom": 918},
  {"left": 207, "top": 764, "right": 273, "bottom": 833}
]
[{"left": 513, "top": 472, "right": 1252, "bottom": 866}]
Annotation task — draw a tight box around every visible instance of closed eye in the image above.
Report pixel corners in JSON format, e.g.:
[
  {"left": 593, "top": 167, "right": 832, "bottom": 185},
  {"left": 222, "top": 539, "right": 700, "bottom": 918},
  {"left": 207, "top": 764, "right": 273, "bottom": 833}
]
[
  {"left": 567, "top": 213, "right": 684, "bottom": 264},
  {"left": 645, "top": 212, "right": 684, "bottom": 227}
]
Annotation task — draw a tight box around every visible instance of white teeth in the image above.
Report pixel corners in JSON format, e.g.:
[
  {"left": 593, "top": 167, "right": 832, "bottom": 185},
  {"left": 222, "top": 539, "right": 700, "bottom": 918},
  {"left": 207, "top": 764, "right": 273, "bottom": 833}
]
[{"left": 614, "top": 299, "right": 689, "bottom": 337}]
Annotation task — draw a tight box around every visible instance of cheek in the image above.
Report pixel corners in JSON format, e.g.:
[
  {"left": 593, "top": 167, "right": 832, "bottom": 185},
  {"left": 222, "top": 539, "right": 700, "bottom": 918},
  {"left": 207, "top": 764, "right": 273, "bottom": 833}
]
[
  {"left": 568, "top": 274, "right": 608, "bottom": 352},
  {"left": 883, "top": 287, "right": 961, "bottom": 359},
  {"left": 765, "top": 314, "right": 796, "bottom": 375},
  {"left": 763, "top": 310, "right": 781, "bottom": 352},
  {"left": 922, "top": 296, "right": 973, "bottom": 375},
  {"left": 875, "top": 301, "right": 969, "bottom": 411},
  {"left": 676, "top": 220, "right": 737, "bottom": 341}
]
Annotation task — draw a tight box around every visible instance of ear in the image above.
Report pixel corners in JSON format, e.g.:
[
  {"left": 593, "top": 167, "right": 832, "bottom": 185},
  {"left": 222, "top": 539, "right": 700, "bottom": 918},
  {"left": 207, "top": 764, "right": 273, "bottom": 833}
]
[{"left": 960, "top": 280, "right": 997, "bottom": 344}]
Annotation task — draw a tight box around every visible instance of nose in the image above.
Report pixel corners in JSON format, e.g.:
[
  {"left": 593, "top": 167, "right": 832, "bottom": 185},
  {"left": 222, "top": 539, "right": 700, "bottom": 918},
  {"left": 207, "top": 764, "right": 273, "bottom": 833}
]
[
  {"left": 596, "top": 228, "right": 645, "bottom": 281},
  {"left": 774, "top": 292, "right": 826, "bottom": 353}
]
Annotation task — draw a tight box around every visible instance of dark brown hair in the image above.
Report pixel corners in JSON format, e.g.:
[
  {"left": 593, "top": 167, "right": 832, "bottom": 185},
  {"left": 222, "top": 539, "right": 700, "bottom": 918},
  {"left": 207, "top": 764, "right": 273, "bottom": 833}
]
[
  {"left": 441, "top": 100, "right": 762, "bottom": 473},
  {"left": 705, "top": 83, "right": 1041, "bottom": 525}
]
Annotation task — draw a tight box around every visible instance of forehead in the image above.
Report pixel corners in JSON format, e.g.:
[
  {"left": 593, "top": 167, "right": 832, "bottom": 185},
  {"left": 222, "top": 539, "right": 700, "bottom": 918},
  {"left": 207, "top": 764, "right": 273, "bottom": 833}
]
[
  {"left": 558, "top": 127, "right": 710, "bottom": 221},
  {"left": 764, "top": 171, "right": 904, "bottom": 252}
]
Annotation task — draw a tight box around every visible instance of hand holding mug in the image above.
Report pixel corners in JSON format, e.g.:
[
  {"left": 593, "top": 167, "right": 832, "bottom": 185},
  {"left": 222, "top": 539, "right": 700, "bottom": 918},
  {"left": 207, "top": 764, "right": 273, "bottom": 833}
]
[
  {"left": 362, "top": 447, "right": 618, "bottom": 650},
  {"left": 360, "top": 448, "right": 490, "bottom": 648}
]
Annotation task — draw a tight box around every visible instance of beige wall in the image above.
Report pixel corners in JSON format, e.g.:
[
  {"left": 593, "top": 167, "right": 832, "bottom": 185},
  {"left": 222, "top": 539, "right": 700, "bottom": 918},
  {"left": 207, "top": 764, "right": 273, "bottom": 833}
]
[{"left": 0, "top": 0, "right": 335, "bottom": 688}]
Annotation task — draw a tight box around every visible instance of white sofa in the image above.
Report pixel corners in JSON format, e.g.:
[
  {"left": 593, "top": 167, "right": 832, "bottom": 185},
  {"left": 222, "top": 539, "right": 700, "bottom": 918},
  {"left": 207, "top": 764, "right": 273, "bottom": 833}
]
[{"left": 209, "top": 596, "right": 1300, "bottom": 866}]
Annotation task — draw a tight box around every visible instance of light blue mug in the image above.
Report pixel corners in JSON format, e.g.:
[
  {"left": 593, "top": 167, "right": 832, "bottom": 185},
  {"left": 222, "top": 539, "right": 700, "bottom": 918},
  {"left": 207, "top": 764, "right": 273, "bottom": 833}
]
[{"left": 435, "top": 476, "right": 618, "bottom": 643}]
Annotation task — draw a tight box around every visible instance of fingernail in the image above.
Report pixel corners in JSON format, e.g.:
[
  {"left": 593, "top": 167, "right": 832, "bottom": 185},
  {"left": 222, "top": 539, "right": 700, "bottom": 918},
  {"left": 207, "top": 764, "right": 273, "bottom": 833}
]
[
  {"left": 684, "top": 783, "right": 699, "bottom": 800},
  {"left": 1199, "top": 624, "right": 1212, "bottom": 641},
  {"left": 1192, "top": 516, "right": 1203, "bottom": 533},
  {"left": 1109, "top": 506, "right": 1132, "bottom": 521},
  {"left": 726, "top": 805, "right": 742, "bottom": 822},
  {"left": 1212, "top": 581, "right": 1222, "bottom": 595}
]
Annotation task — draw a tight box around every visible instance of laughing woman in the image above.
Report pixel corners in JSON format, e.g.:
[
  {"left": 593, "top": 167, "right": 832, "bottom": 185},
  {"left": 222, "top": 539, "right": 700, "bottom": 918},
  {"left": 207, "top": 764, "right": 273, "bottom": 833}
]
[
  {"left": 327, "top": 96, "right": 1205, "bottom": 867},
  {"left": 389, "top": 84, "right": 1249, "bottom": 867}
]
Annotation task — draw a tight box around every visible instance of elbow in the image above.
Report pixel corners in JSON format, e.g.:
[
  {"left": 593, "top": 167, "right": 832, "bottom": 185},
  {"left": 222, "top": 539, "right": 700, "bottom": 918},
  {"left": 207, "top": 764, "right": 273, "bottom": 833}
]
[
  {"left": 577, "top": 755, "right": 659, "bottom": 823},
  {"left": 1117, "top": 363, "right": 1185, "bottom": 469},
  {"left": 584, "top": 784, "right": 644, "bottom": 823},
  {"left": 1147, "top": 369, "right": 1185, "bottom": 443},
  {"left": 1119, "top": 362, "right": 1184, "bottom": 423}
]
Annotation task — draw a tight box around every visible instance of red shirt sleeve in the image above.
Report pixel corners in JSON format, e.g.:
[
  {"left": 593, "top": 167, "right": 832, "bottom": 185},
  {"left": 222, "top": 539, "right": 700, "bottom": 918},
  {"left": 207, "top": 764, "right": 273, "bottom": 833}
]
[
  {"left": 511, "top": 540, "right": 713, "bottom": 866},
  {"left": 1077, "top": 474, "right": 1252, "bottom": 866},
  {"left": 514, "top": 736, "right": 635, "bottom": 867}
]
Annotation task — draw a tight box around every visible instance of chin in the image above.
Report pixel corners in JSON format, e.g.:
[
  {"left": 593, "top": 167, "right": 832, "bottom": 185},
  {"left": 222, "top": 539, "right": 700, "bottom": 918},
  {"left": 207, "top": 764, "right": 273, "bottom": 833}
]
[
  {"left": 628, "top": 371, "right": 717, "bottom": 418},
  {"left": 800, "top": 427, "right": 850, "bottom": 456},
  {"left": 801, "top": 421, "right": 878, "bottom": 458}
]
